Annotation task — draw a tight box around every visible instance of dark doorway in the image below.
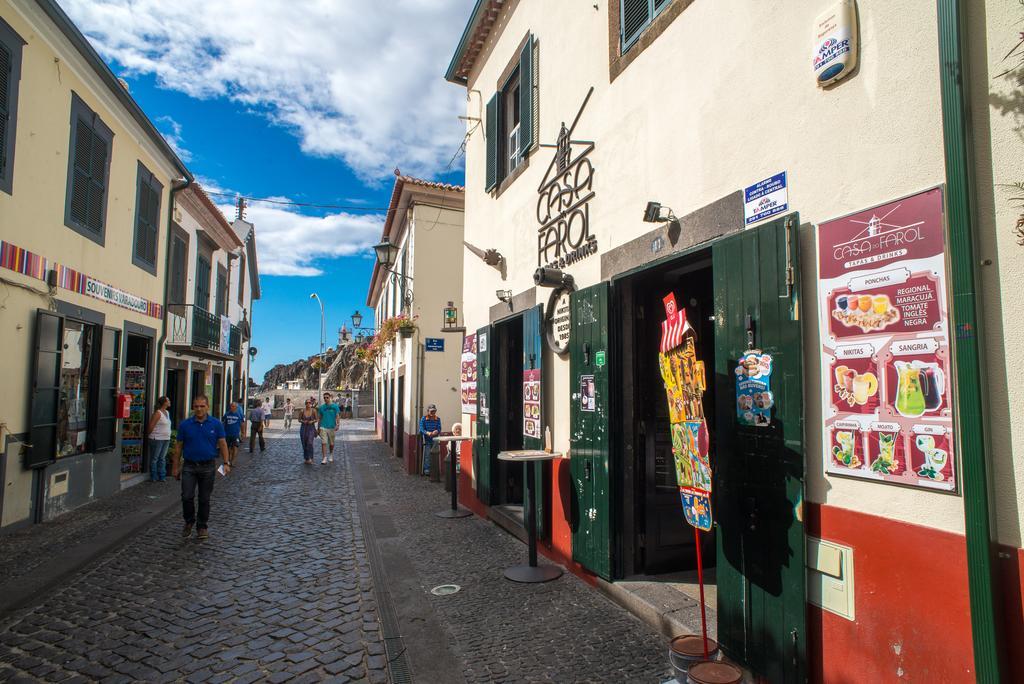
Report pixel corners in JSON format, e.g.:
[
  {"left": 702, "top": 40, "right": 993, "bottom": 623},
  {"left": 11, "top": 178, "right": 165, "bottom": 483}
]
[
  {"left": 388, "top": 379, "right": 395, "bottom": 447},
  {"left": 191, "top": 368, "right": 205, "bottom": 406},
  {"left": 617, "top": 249, "right": 716, "bottom": 577},
  {"left": 212, "top": 371, "right": 223, "bottom": 418},
  {"left": 491, "top": 315, "right": 524, "bottom": 508},
  {"left": 166, "top": 368, "right": 185, "bottom": 427},
  {"left": 122, "top": 335, "right": 152, "bottom": 476},
  {"left": 396, "top": 375, "right": 405, "bottom": 462}
]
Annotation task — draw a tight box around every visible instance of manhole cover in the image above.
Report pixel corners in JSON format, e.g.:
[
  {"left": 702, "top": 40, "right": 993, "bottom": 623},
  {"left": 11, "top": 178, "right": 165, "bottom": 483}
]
[{"left": 430, "top": 584, "right": 461, "bottom": 596}]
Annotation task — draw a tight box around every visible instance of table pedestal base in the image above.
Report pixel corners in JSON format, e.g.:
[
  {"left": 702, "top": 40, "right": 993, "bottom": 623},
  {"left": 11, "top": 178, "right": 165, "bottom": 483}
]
[
  {"left": 435, "top": 508, "right": 473, "bottom": 519},
  {"left": 503, "top": 564, "right": 563, "bottom": 583}
]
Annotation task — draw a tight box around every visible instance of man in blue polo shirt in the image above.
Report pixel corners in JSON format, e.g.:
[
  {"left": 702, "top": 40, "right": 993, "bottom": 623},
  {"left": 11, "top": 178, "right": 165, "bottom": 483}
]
[
  {"left": 172, "top": 395, "right": 228, "bottom": 540},
  {"left": 222, "top": 400, "right": 244, "bottom": 466}
]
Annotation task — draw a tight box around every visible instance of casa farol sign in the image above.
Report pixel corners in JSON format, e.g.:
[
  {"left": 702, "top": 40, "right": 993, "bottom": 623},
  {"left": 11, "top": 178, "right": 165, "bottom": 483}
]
[{"left": 536, "top": 89, "right": 598, "bottom": 269}]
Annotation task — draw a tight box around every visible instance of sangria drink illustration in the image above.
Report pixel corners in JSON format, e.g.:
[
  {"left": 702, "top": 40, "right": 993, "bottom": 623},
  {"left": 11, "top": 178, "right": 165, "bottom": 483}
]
[
  {"left": 920, "top": 364, "right": 945, "bottom": 411},
  {"left": 832, "top": 430, "right": 860, "bottom": 468},
  {"left": 915, "top": 435, "right": 948, "bottom": 481},
  {"left": 894, "top": 361, "right": 927, "bottom": 417}
]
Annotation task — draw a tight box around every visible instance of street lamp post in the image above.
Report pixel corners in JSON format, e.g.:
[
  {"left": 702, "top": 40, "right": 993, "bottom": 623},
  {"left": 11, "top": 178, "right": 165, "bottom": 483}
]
[{"left": 310, "top": 293, "right": 325, "bottom": 394}]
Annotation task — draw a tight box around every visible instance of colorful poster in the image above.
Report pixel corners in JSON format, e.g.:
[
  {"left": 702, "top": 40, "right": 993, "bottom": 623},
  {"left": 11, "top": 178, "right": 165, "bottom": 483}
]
[
  {"left": 818, "top": 188, "right": 956, "bottom": 491},
  {"left": 735, "top": 350, "right": 773, "bottom": 426},
  {"left": 658, "top": 293, "right": 712, "bottom": 531},
  {"left": 523, "top": 368, "right": 541, "bottom": 438},
  {"left": 580, "top": 375, "right": 596, "bottom": 412},
  {"left": 461, "top": 334, "right": 477, "bottom": 414}
]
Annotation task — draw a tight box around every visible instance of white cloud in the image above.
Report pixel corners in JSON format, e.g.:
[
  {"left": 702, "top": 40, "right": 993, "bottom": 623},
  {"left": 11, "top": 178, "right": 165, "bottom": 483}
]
[
  {"left": 59, "top": 0, "right": 470, "bottom": 181},
  {"left": 155, "top": 116, "right": 191, "bottom": 162},
  {"left": 199, "top": 177, "right": 383, "bottom": 277}
]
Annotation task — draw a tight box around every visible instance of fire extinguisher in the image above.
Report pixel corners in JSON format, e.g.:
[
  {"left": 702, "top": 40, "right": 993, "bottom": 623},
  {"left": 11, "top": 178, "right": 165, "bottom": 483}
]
[{"left": 117, "top": 393, "right": 133, "bottom": 419}]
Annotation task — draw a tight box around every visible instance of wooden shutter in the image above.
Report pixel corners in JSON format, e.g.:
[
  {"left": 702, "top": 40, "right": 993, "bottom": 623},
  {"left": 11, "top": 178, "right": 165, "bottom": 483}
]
[
  {"left": 145, "top": 183, "right": 160, "bottom": 263},
  {"left": 0, "top": 42, "right": 10, "bottom": 175},
  {"left": 94, "top": 327, "right": 120, "bottom": 452},
  {"left": 170, "top": 234, "right": 187, "bottom": 304},
  {"left": 70, "top": 116, "right": 108, "bottom": 235},
  {"left": 569, "top": 282, "right": 613, "bottom": 579},
  {"left": 522, "top": 305, "right": 547, "bottom": 539},
  {"left": 475, "top": 325, "right": 495, "bottom": 503},
  {"left": 518, "top": 35, "right": 534, "bottom": 156},
  {"left": 485, "top": 93, "right": 499, "bottom": 192},
  {"left": 621, "top": 0, "right": 651, "bottom": 50},
  {"left": 712, "top": 214, "right": 805, "bottom": 681},
  {"left": 238, "top": 255, "right": 246, "bottom": 305},
  {"left": 216, "top": 266, "right": 227, "bottom": 316},
  {"left": 27, "top": 310, "right": 63, "bottom": 468},
  {"left": 195, "top": 254, "right": 211, "bottom": 311}
]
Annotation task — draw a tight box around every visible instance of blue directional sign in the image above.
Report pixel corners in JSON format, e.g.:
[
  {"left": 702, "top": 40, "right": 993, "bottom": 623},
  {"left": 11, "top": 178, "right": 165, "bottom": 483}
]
[{"left": 425, "top": 338, "right": 445, "bottom": 352}]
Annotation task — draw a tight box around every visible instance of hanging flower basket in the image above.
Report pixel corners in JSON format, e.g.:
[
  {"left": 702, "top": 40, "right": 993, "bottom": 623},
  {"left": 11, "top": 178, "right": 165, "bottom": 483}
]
[{"left": 399, "top": 326, "right": 414, "bottom": 338}]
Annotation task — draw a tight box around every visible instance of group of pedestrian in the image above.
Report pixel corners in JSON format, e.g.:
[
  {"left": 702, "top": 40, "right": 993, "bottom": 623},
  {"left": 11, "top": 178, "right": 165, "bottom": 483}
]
[{"left": 297, "top": 392, "right": 341, "bottom": 465}]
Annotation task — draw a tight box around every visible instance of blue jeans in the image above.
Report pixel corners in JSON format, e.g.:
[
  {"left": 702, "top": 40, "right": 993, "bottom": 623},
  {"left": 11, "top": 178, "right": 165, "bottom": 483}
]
[
  {"left": 149, "top": 439, "right": 170, "bottom": 481},
  {"left": 422, "top": 441, "right": 434, "bottom": 475},
  {"left": 181, "top": 460, "right": 216, "bottom": 529}
]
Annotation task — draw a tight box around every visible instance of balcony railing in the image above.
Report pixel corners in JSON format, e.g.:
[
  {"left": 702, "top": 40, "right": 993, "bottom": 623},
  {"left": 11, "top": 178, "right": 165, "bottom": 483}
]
[{"left": 167, "top": 304, "right": 242, "bottom": 357}]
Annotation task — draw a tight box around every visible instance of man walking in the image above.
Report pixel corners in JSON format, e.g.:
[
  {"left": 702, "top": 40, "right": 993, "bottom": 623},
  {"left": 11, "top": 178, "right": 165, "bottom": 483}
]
[
  {"left": 222, "top": 400, "right": 244, "bottom": 466},
  {"left": 419, "top": 404, "right": 442, "bottom": 476},
  {"left": 317, "top": 392, "right": 340, "bottom": 464},
  {"left": 284, "top": 398, "right": 294, "bottom": 430},
  {"left": 172, "top": 395, "right": 229, "bottom": 540},
  {"left": 248, "top": 399, "right": 266, "bottom": 453},
  {"left": 262, "top": 397, "right": 273, "bottom": 429}
]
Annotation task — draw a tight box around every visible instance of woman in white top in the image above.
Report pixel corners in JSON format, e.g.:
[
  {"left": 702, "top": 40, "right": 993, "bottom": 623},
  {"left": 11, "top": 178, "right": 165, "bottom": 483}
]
[{"left": 146, "top": 396, "right": 172, "bottom": 482}]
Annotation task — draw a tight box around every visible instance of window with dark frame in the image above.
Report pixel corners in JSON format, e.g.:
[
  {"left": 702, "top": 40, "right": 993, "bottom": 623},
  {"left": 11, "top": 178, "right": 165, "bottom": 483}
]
[
  {"left": 216, "top": 264, "right": 228, "bottom": 317},
  {"left": 169, "top": 230, "right": 188, "bottom": 305},
  {"left": 238, "top": 254, "right": 246, "bottom": 305},
  {"left": 0, "top": 18, "right": 26, "bottom": 196},
  {"left": 485, "top": 33, "right": 535, "bottom": 193},
  {"left": 195, "top": 252, "right": 212, "bottom": 312},
  {"left": 132, "top": 162, "right": 163, "bottom": 273},
  {"left": 621, "top": 0, "right": 672, "bottom": 52},
  {"left": 65, "top": 93, "right": 114, "bottom": 244}
]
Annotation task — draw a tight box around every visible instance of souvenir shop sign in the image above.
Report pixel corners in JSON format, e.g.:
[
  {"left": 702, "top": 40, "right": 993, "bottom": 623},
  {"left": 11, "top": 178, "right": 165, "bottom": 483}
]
[
  {"left": 818, "top": 188, "right": 956, "bottom": 491},
  {"left": 658, "top": 293, "right": 712, "bottom": 531},
  {"left": 461, "top": 334, "right": 478, "bottom": 414},
  {"left": 735, "top": 350, "right": 773, "bottom": 427},
  {"left": 523, "top": 368, "right": 541, "bottom": 438}
]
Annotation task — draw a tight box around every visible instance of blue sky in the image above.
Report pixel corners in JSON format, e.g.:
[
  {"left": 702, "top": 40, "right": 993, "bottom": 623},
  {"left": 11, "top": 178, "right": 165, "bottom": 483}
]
[{"left": 59, "top": 0, "right": 470, "bottom": 382}]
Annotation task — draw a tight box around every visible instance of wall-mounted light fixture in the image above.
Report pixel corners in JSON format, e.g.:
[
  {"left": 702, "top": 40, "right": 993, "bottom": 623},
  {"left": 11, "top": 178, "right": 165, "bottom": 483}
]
[
  {"left": 643, "top": 201, "right": 677, "bottom": 223},
  {"left": 496, "top": 289, "right": 513, "bottom": 303}
]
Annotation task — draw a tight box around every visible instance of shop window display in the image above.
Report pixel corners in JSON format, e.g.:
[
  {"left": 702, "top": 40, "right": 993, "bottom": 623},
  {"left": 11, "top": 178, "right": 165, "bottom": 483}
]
[{"left": 58, "top": 320, "right": 94, "bottom": 457}]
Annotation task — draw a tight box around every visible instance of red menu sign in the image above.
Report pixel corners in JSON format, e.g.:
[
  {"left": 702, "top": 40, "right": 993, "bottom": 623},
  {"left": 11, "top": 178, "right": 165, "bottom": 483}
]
[{"left": 817, "top": 188, "right": 956, "bottom": 491}]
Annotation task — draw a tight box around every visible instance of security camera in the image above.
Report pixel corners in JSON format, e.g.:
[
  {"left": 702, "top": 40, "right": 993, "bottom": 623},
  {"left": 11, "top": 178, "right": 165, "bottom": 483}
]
[{"left": 533, "top": 267, "right": 575, "bottom": 289}]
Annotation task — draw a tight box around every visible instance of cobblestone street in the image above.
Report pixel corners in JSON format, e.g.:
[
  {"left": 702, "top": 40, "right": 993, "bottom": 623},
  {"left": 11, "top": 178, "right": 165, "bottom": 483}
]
[{"left": 0, "top": 420, "right": 672, "bottom": 683}]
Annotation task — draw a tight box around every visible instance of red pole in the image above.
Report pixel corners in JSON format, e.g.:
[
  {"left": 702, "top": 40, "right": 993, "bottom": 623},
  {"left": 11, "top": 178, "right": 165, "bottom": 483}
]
[{"left": 694, "top": 526, "right": 709, "bottom": 659}]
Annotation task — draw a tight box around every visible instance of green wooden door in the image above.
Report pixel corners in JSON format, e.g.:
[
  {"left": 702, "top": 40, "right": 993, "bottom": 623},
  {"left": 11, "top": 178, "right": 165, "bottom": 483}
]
[
  {"left": 475, "top": 325, "right": 495, "bottom": 504},
  {"left": 570, "top": 283, "right": 613, "bottom": 580},
  {"left": 522, "top": 305, "right": 548, "bottom": 539},
  {"left": 712, "top": 214, "right": 805, "bottom": 682}
]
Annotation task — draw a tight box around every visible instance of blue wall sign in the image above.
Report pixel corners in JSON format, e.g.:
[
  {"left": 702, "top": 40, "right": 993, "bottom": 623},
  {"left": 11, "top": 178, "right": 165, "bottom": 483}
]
[
  {"left": 743, "top": 172, "right": 788, "bottom": 225},
  {"left": 425, "top": 338, "right": 445, "bottom": 352}
]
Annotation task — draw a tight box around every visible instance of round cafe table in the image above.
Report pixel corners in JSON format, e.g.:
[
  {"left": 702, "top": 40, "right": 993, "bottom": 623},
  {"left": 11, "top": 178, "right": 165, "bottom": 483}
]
[
  {"left": 434, "top": 435, "right": 474, "bottom": 518},
  {"left": 497, "top": 450, "right": 564, "bottom": 583}
]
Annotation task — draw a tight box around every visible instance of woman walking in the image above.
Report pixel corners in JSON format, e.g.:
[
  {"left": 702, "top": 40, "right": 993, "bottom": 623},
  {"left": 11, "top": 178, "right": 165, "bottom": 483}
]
[
  {"left": 298, "top": 399, "right": 318, "bottom": 465},
  {"left": 146, "top": 396, "right": 172, "bottom": 482}
]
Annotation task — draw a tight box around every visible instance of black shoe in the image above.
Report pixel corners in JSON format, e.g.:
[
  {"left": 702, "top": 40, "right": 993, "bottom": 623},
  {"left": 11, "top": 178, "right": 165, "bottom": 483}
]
[{"left": 182, "top": 523, "right": 193, "bottom": 538}]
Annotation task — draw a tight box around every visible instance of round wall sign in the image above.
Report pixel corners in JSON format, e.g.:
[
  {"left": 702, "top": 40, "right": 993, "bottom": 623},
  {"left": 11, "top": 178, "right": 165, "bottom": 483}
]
[{"left": 545, "top": 288, "right": 573, "bottom": 356}]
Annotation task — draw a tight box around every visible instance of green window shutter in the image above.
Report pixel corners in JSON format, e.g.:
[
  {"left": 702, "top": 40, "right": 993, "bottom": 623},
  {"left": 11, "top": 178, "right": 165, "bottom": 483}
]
[
  {"left": 518, "top": 34, "right": 534, "bottom": 155},
  {"left": 134, "top": 177, "right": 149, "bottom": 261},
  {"left": 133, "top": 175, "right": 160, "bottom": 266},
  {"left": 170, "top": 236, "right": 187, "bottom": 304},
  {"left": 196, "top": 254, "right": 211, "bottom": 311},
  {"left": 621, "top": 0, "right": 652, "bottom": 51},
  {"left": 27, "top": 309, "right": 64, "bottom": 468},
  {"left": 0, "top": 42, "right": 10, "bottom": 175},
  {"left": 485, "top": 93, "right": 499, "bottom": 192},
  {"left": 86, "top": 127, "right": 107, "bottom": 233},
  {"left": 69, "top": 117, "right": 93, "bottom": 229},
  {"left": 146, "top": 184, "right": 161, "bottom": 263}
]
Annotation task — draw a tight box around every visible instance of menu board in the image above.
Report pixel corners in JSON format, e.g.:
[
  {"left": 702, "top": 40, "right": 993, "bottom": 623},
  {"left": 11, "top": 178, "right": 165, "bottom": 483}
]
[
  {"left": 461, "top": 334, "right": 478, "bottom": 414},
  {"left": 818, "top": 188, "right": 956, "bottom": 491},
  {"left": 523, "top": 368, "right": 541, "bottom": 438}
]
